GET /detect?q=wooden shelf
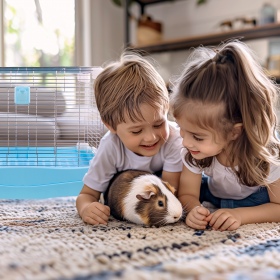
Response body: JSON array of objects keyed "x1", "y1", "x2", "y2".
[
  {"x1": 132, "y1": 22, "x2": 280, "y2": 53},
  {"x1": 124, "y1": 0, "x2": 178, "y2": 46},
  {"x1": 134, "y1": 0, "x2": 174, "y2": 5}
]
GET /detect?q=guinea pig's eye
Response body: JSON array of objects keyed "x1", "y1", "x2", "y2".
[{"x1": 158, "y1": 200, "x2": 164, "y2": 207}]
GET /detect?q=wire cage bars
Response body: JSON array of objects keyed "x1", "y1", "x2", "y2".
[{"x1": 0, "y1": 67, "x2": 105, "y2": 199}]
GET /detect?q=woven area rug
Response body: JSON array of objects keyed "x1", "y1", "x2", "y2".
[{"x1": 1, "y1": 197, "x2": 280, "y2": 280}]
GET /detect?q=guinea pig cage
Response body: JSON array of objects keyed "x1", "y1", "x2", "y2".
[{"x1": 0, "y1": 67, "x2": 105, "y2": 199}]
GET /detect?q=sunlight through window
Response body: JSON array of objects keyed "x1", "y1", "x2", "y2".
[{"x1": 4, "y1": 0, "x2": 75, "y2": 66}]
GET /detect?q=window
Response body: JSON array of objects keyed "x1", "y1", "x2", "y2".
[{"x1": 3, "y1": 0, "x2": 75, "y2": 67}]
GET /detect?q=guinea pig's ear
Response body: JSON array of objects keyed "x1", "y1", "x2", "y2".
[
  {"x1": 136, "y1": 191, "x2": 156, "y2": 201},
  {"x1": 162, "y1": 181, "x2": 176, "y2": 194}
]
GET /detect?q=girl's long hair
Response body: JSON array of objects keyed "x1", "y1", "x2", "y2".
[{"x1": 170, "y1": 40, "x2": 280, "y2": 187}]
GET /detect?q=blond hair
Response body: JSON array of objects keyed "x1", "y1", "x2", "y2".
[
  {"x1": 94, "y1": 52, "x2": 169, "y2": 130},
  {"x1": 170, "y1": 40, "x2": 280, "y2": 187}
]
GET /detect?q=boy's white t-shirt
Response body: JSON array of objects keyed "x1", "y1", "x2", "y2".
[
  {"x1": 83, "y1": 121, "x2": 183, "y2": 192},
  {"x1": 181, "y1": 148, "x2": 280, "y2": 199}
]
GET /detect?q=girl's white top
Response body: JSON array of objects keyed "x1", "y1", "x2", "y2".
[
  {"x1": 181, "y1": 148, "x2": 280, "y2": 199},
  {"x1": 83, "y1": 121, "x2": 183, "y2": 192}
]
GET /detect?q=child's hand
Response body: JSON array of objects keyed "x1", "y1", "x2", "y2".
[
  {"x1": 186, "y1": 205, "x2": 210, "y2": 229},
  {"x1": 81, "y1": 202, "x2": 110, "y2": 225},
  {"x1": 205, "y1": 209, "x2": 241, "y2": 231}
]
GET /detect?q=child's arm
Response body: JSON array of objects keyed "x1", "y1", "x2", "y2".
[
  {"x1": 205, "y1": 178, "x2": 280, "y2": 231},
  {"x1": 76, "y1": 184, "x2": 110, "y2": 225},
  {"x1": 178, "y1": 165, "x2": 210, "y2": 229}
]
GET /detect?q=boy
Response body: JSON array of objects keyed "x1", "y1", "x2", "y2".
[{"x1": 76, "y1": 52, "x2": 183, "y2": 225}]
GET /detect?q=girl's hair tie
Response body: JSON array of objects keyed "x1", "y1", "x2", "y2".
[{"x1": 212, "y1": 52, "x2": 227, "y2": 64}]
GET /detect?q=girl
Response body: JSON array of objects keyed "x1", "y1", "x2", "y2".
[{"x1": 170, "y1": 40, "x2": 280, "y2": 231}]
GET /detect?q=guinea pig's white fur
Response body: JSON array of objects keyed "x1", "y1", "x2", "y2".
[{"x1": 122, "y1": 174, "x2": 183, "y2": 225}]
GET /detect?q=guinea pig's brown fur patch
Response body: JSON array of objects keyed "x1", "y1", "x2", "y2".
[
  {"x1": 107, "y1": 171, "x2": 134, "y2": 217},
  {"x1": 162, "y1": 181, "x2": 176, "y2": 194},
  {"x1": 143, "y1": 183, "x2": 157, "y2": 196},
  {"x1": 106, "y1": 170, "x2": 150, "y2": 221},
  {"x1": 135, "y1": 184, "x2": 168, "y2": 226}
]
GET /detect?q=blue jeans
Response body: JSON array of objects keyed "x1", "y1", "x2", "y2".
[{"x1": 199, "y1": 176, "x2": 270, "y2": 208}]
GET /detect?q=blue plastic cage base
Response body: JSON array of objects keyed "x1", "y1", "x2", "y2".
[{"x1": 0, "y1": 146, "x2": 95, "y2": 199}]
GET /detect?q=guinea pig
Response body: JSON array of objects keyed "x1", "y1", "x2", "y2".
[{"x1": 104, "y1": 170, "x2": 183, "y2": 227}]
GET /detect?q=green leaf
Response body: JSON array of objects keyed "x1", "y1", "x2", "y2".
[
  {"x1": 111, "y1": 0, "x2": 134, "y2": 7},
  {"x1": 197, "y1": 0, "x2": 207, "y2": 4}
]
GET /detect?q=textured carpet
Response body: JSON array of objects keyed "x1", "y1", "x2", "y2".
[{"x1": 1, "y1": 197, "x2": 280, "y2": 280}]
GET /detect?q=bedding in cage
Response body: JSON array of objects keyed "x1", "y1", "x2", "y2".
[{"x1": 0, "y1": 67, "x2": 106, "y2": 199}]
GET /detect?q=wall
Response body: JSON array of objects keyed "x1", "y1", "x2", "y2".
[
  {"x1": 0, "y1": 1, "x2": 3, "y2": 66},
  {"x1": 98, "y1": 0, "x2": 280, "y2": 81},
  {"x1": 127, "y1": 0, "x2": 280, "y2": 81},
  {"x1": 77, "y1": 0, "x2": 124, "y2": 66}
]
